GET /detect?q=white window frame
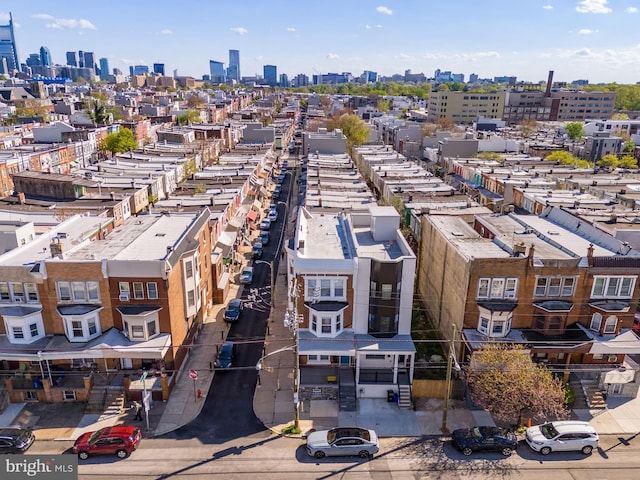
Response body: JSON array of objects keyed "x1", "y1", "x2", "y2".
[
  {"x1": 122, "y1": 312, "x2": 160, "y2": 342},
  {"x1": 133, "y1": 282, "x2": 145, "y2": 299},
  {"x1": 590, "y1": 312, "x2": 602, "y2": 332},
  {"x1": 591, "y1": 276, "x2": 636, "y2": 298},
  {"x1": 62, "y1": 313, "x2": 102, "y2": 343},
  {"x1": 304, "y1": 276, "x2": 347, "y2": 302},
  {"x1": 57, "y1": 281, "x2": 72, "y2": 301},
  {"x1": 147, "y1": 282, "x2": 158, "y2": 299},
  {"x1": 535, "y1": 276, "x2": 577, "y2": 297},
  {"x1": 3, "y1": 313, "x2": 45, "y2": 344},
  {"x1": 308, "y1": 309, "x2": 346, "y2": 337},
  {"x1": 477, "y1": 277, "x2": 518, "y2": 300},
  {"x1": 604, "y1": 315, "x2": 618, "y2": 334}
]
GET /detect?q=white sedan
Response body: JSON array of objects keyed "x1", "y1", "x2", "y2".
[{"x1": 306, "y1": 427, "x2": 379, "y2": 459}]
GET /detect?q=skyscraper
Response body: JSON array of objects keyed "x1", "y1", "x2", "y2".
[
  {"x1": 78, "y1": 50, "x2": 85, "y2": 68},
  {"x1": 228, "y1": 49, "x2": 240, "y2": 82},
  {"x1": 263, "y1": 65, "x2": 277, "y2": 86},
  {"x1": 66, "y1": 51, "x2": 78, "y2": 67},
  {"x1": 209, "y1": 60, "x2": 225, "y2": 83},
  {"x1": 83, "y1": 52, "x2": 96, "y2": 73},
  {"x1": 0, "y1": 12, "x2": 19, "y2": 74},
  {"x1": 153, "y1": 63, "x2": 165, "y2": 75},
  {"x1": 39, "y1": 46, "x2": 52, "y2": 66},
  {"x1": 99, "y1": 58, "x2": 110, "y2": 81}
]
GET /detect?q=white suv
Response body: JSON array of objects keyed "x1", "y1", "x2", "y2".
[{"x1": 525, "y1": 421, "x2": 599, "y2": 455}]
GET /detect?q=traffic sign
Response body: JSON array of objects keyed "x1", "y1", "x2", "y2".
[{"x1": 189, "y1": 369, "x2": 198, "y2": 380}]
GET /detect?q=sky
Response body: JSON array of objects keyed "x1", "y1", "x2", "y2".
[{"x1": 2, "y1": 0, "x2": 640, "y2": 84}]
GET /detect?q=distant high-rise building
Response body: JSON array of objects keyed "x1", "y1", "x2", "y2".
[
  {"x1": 133, "y1": 65, "x2": 149, "y2": 75},
  {"x1": 25, "y1": 53, "x2": 41, "y2": 67},
  {"x1": 228, "y1": 49, "x2": 240, "y2": 82},
  {"x1": 279, "y1": 73, "x2": 289, "y2": 87},
  {"x1": 209, "y1": 60, "x2": 225, "y2": 83},
  {"x1": 99, "y1": 57, "x2": 109, "y2": 81},
  {"x1": 83, "y1": 51, "x2": 96, "y2": 73},
  {"x1": 363, "y1": 70, "x2": 378, "y2": 83},
  {"x1": 293, "y1": 73, "x2": 309, "y2": 87},
  {"x1": 39, "y1": 46, "x2": 52, "y2": 66},
  {"x1": 263, "y1": 65, "x2": 277, "y2": 86},
  {"x1": 153, "y1": 63, "x2": 165, "y2": 75},
  {"x1": 0, "y1": 12, "x2": 19, "y2": 74},
  {"x1": 78, "y1": 50, "x2": 85, "y2": 68},
  {"x1": 129, "y1": 65, "x2": 134, "y2": 77},
  {"x1": 66, "y1": 51, "x2": 78, "y2": 67}
]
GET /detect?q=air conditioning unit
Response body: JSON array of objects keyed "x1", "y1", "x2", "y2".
[
  {"x1": 13, "y1": 296, "x2": 25, "y2": 303},
  {"x1": 119, "y1": 293, "x2": 130, "y2": 302},
  {"x1": 607, "y1": 355, "x2": 618, "y2": 363}
]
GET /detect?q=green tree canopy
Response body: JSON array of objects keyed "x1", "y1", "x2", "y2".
[
  {"x1": 98, "y1": 128, "x2": 138, "y2": 157},
  {"x1": 545, "y1": 150, "x2": 582, "y2": 166},
  {"x1": 597, "y1": 154, "x2": 620, "y2": 169},
  {"x1": 465, "y1": 344, "x2": 569, "y2": 427},
  {"x1": 327, "y1": 110, "x2": 370, "y2": 152},
  {"x1": 565, "y1": 122, "x2": 585, "y2": 141},
  {"x1": 619, "y1": 154, "x2": 639, "y2": 169},
  {"x1": 176, "y1": 109, "x2": 201, "y2": 126}
]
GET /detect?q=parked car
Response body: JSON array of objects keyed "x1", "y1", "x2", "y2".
[
  {"x1": 0, "y1": 428, "x2": 35, "y2": 454},
  {"x1": 260, "y1": 218, "x2": 271, "y2": 230},
  {"x1": 239, "y1": 266, "x2": 254, "y2": 284},
  {"x1": 267, "y1": 209, "x2": 278, "y2": 222},
  {"x1": 259, "y1": 230, "x2": 270, "y2": 245},
  {"x1": 306, "y1": 427, "x2": 379, "y2": 459},
  {"x1": 215, "y1": 342, "x2": 236, "y2": 369},
  {"x1": 272, "y1": 190, "x2": 281, "y2": 200},
  {"x1": 73, "y1": 425, "x2": 141, "y2": 460},
  {"x1": 223, "y1": 298, "x2": 243, "y2": 323},
  {"x1": 252, "y1": 242, "x2": 263, "y2": 259},
  {"x1": 525, "y1": 421, "x2": 599, "y2": 455},
  {"x1": 451, "y1": 426, "x2": 518, "y2": 456}
]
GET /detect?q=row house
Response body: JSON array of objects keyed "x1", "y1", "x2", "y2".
[
  {"x1": 418, "y1": 205, "x2": 640, "y2": 399},
  {"x1": 287, "y1": 206, "x2": 417, "y2": 410},
  {"x1": 0, "y1": 209, "x2": 213, "y2": 405}
]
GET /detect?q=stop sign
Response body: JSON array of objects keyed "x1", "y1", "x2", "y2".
[{"x1": 189, "y1": 369, "x2": 198, "y2": 380}]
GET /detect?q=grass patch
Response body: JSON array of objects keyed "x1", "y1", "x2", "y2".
[{"x1": 281, "y1": 424, "x2": 302, "y2": 435}]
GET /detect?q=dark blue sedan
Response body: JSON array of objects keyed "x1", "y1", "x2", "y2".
[{"x1": 451, "y1": 426, "x2": 518, "y2": 456}]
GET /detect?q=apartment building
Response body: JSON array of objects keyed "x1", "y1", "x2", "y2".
[
  {"x1": 418, "y1": 206, "x2": 640, "y2": 398},
  {"x1": 287, "y1": 205, "x2": 417, "y2": 408},
  {"x1": 427, "y1": 90, "x2": 506, "y2": 124}
]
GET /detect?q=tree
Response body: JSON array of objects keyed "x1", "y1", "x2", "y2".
[
  {"x1": 377, "y1": 98, "x2": 391, "y2": 113},
  {"x1": 465, "y1": 344, "x2": 569, "y2": 427},
  {"x1": 85, "y1": 99, "x2": 112, "y2": 126},
  {"x1": 519, "y1": 119, "x2": 538, "y2": 138},
  {"x1": 545, "y1": 150, "x2": 581, "y2": 166},
  {"x1": 327, "y1": 111, "x2": 369, "y2": 152},
  {"x1": 597, "y1": 154, "x2": 620, "y2": 169},
  {"x1": 565, "y1": 122, "x2": 585, "y2": 141},
  {"x1": 176, "y1": 109, "x2": 200, "y2": 126},
  {"x1": 618, "y1": 154, "x2": 638, "y2": 169},
  {"x1": 436, "y1": 117, "x2": 456, "y2": 131},
  {"x1": 98, "y1": 128, "x2": 138, "y2": 158}
]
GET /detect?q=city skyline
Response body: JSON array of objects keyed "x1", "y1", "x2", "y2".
[{"x1": 2, "y1": 1, "x2": 640, "y2": 84}]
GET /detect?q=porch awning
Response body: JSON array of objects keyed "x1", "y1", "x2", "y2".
[
  {"x1": 355, "y1": 334, "x2": 416, "y2": 353},
  {"x1": 247, "y1": 210, "x2": 258, "y2": 222},
  {"x1": 298, "y1": 330, "x2": 355, "y2": 355},
  {"x1": 603, "y1": 367, "x2": 636, "y2": 384},
  {"x1": 589, "y1": 330, "x2": 640, "y2": 355}
]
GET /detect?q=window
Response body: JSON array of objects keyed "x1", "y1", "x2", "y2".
[
  {"x1": 63, "y1": 391, "x2": 76, "y2": 401},
  {"x1": 334, "y1": 279, "x2": 344, "y2": 297},
  {"x1": 119, "y1": 282, "x2": 130, "y2": 295},
  {"x1": 478, "y1": 279, "x2": 490, "y2": 298},
  {"x1": 308, "y1": 310, "x2": 345, "y2": 336},
  {"x1": 477, "y1": 278, "x2": 518, "y2": 299},
  {"x1": 147, "y1": 319, "x2": 157, "y2": 337},
  {"x1": 592, "y1": 276, "x2": 636, "y2": 298},
  {"x1": 535, "y1": 277, "x2": 576, "y2": 297},
  {"x1": 185, "y1": 260, "x2": 194, "y2": 278},
  {"x1": 381, "y1": 284, "x2": 393, "y2": 300},
  {"x1": 311, "y1": 315, "x2": 317, "y2": 331},
  {"x1": 479, "y1": 317, "x2": 489, "y2": 334},
  {"x1": 11, "y1": 283, "x2": 24, "y2": 301},
  {"x1": 26, "y1": 283, "x2": 39, "y2": 302},
  {"x1": 304, "y1": 277, "x2": 347, "y2": 301},
  {"x1": 88, "y1": 318, "x2": 97, "y2": 336},
  {"x1": 131, "y1": 325, "x2": 145, "y2": 339},
  {"x1": 0, "y1": 283, "x2": 10, "y2": 301},
  {"x1": 590, "y1": 312, "x2": 602, "y2": 332},
  {"x1": 25, "y1": 391, "x2": 37, "y2": 401},
  {"x1": 133, "y1": 282, "x2": 144, "y2": 299},
  {"x1": 71, "y1": 320, "x2": 83, "y2": 338},
  {"x1": 12, "y1": 326, "x2": 24, "y2": 339},
  {"x1": 147, "y1": 282, "x2": 158, "y2": 299},
  {"x1": 321, "y1": 316, "x2": 332, "y2": 334},
  {"x1": 320, "y1": 279, "x2": 331, "y2": 297},
  {"x1": 87, "y1": 282, "x2": 100, "y2": 302},
  {"x1": 29, "y1": 323, "x2": 39, "y2": 337},
  {"x1": 57, "y1": 282, "x2": 71, "y2": 301},
  {"x1": 604, "y1": 315, "x2": 618, "y2": 334},
  {"x1": 187, "y1": 290, "x2": 195, "y2": 307},
  {"x1": 72, "y1": 282, "x2": 86, "y2": 301}
]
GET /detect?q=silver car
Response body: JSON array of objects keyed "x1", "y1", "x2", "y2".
[
  {"x1": 306, "y1": 427, "x2": 379, "y2": 459},
  {"x1": 525, "y1": 421, "x2": 599, "y2": 455}
]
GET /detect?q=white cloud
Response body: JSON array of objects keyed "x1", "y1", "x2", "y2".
[
  {"x1": 376, "y1": 6, "x2": 393, "y2": 15},
  {"x1": 578, "y1": 28, "x2": 597, "y2": 34},
  {"x1": 542, "y1": 5, "x2": 553, "y2": 9},
  {"x1": 326, "y1": 53, "x2": 340, "y2": 60},
  {"x1": 160, "y1": 29, "x2": 173, "y2": 35},
  {"x1": 37, "y1": 16, "x2": 97, "y2": 30},
  {"x1": 365, "y1": 24, "x2": 372, "y2": 29},
  {"x1": 287, "y1": 27, "x2": 296, "y2": 32},
  {"x1": 576, "y1": 0, "x2": 612, "y2": 14},
  {"x1": 32, "y1": 13, "x2": 54, "y2": 20},
  {"x1": 376, "y1": 24, "x2": 383, "y2": 28},
  {"x1": 230, "y1": 26, "x2": 248, "y2": 35},
  {"x1": 627, "y1": 7, "x2": 639, "y2": 13}
]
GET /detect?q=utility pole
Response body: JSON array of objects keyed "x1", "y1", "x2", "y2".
[
  {"x1": 288, "y1": 278, "x2": 300, "y2": 431},
  {"x1": 441, "y1": 323, "x2": 457, "y2": 434}
]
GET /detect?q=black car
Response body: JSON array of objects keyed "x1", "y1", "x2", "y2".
[
  {"x1": 0, "y1": 428, "x2": 35, "y2": 454},
  {"x1": 451, "y1": 426, "x2": 518, "y2": 456}
]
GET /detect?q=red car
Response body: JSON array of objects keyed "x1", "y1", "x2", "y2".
[{"x1": 73, "y1": 425, "x2": 141, "y2": 460}]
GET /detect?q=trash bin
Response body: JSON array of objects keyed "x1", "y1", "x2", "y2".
[
  {"x1": 387, "y1": 390, "x2": 395, "y2": 402},
  {"x1": 393, "y1": 393, "x2": 399, "y2": 403}
]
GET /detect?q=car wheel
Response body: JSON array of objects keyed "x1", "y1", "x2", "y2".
[
  {"x1": 358, "y1": 450, "x2": 371, "y2": 459},
  {"x1": 501, "y1": 447, "x2": 513, "y2": 456},
  {"x1": 116, "y1": 449, "x2": 129, "y2": 459},
  {"x1": 540, "y1": 446, "x2": 552, "y2": 455},
  {"x1": 78, "y1": 451, "x2": 89, "y2": 460},
  {"x1": 462, "y1": 447, "x2": 473, "y2": 456},
  {"x1": 582, "y1": 445, "x2": 593, "y2": 455},
  {"x1": 314, "y1": 451, "x2": 325, "y2": 459}
]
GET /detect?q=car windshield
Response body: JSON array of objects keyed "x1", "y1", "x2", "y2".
[
  {"x1": 470, "y1": 427, "x2": 483, "y2": 440},
  {"x1": 540, "y1": 423, "x2": 559, "y2": 439},
  {"x1": 87, "y1": 429, "x2": 106, "y2": 444}
]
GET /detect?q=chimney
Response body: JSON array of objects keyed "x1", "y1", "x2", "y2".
[
  {"x1": 50, "y1": 238, "x2": 64, "y2": 259},
  {"x1": 587, "y1": 243, "x2": 594, "y2": 262},
  {"x1": 527, "y1": 243, "x2": 535, "y2": 267},
  {"x1": 544, "y1": 70, "x2": 554, "y2": 97}
]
